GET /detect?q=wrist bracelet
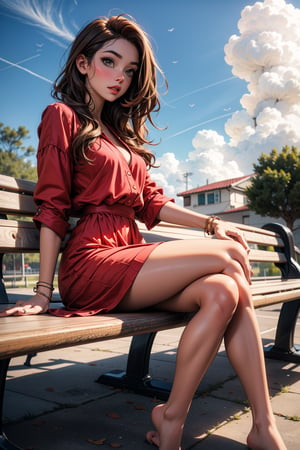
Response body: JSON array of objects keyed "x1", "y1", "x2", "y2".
[
  {"x1": 35, "y1": 281, "x2": 54, "y2": 292},
  {"x1": 33, "y1": 288, "x2": 52, "y2": 302},
  {"x1": 205, "y1": 215, "x2": 220, "y2": 235}
]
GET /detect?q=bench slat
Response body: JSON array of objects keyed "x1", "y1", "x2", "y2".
[
  {"x1": 0, "y1": 191, "x2": 36, "y2": 216},
  {"x1": 139, "y1": 222, "x2": 284, "y2": 248},
  {"x1": 0, "y1": 312, "x2": 190, "y2": 359},
  {"x1": 251, "y1": 279, "x2": 300, "y2": 294},
  {"x1": 0, "y1": 219, "x2": 39, "y2": 251},
  {"x1": 252, "y1": 288, "x2": 300, "y2": 307},
  {"x1": 0, "y1": 174, "x2": 36, "y2": 194},
  {"x1": 249, "y1": 249, "x2": 286, "y2": 263}
]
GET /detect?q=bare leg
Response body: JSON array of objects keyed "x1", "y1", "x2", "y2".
[
  {"x1": 117, "y1": 239, "x2": 286, "y2": 450},
  {"x1": 221, "y1": 266, "x2": 286, "y2": 449}
]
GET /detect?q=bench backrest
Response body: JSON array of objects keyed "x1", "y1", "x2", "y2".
[{"x1": 0, "y1": 173, "x2": 299, "y2": 284}]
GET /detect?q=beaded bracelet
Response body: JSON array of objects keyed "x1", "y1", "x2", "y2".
[
  {"x1": 35, "y1": 281, "x2": 54, "y2": 292},
  {"x1": 33, "y1": 289, "x2": 52, "y2": 302},
  {"x1": 33, "y1": 281, "x2": 54, "y2": 303},
  {"x1": 205, "y1": 215, "x2": 220, "y2": 235}
]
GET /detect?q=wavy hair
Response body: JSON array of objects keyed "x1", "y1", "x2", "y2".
[{"x1": 52, "y1": 15, "x2": 166, "y2": 167}]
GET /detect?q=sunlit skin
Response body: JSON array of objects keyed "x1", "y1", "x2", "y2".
[{"x1": 0, "y1": 36, "x2": 287, "y2": 450}]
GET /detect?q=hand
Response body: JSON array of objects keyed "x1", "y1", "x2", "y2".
[
  {"x1": 213, "y1": 220, "x2": 250, "y2": 254},
  {"x1": 0, "y1": 294, "x2": 49, "y2": 317},
  {"x1": 213, "y1": 220, "x2": 253, "y2": 284}
]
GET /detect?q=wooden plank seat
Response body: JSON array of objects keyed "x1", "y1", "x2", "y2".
[{"x1": 0, "y1": 174, "x2": 299, "y2": 450}]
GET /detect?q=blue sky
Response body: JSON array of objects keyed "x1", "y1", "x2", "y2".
[
  {"x1": 1, "y1": 0, "x2": 300, "y2": 195},
  {"x1": 0, "y1": 0, "x2": 255, "y2": 156}
]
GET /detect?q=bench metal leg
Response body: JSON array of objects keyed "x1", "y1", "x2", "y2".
[
  {"x1": 97, "y1": 332, "x2": 172, "y2": 400},
  {"x1": 0, "y1": 359, "x2": 23, "y2": 450},
  {"x1": 265, "y1": 299, "x2": 300, "y2": 363},
  {"x1": 24, "y1": 353, "x2": 37, "y2": 367}
]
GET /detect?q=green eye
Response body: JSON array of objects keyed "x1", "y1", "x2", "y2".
[
  {"x1": 102, "y1": 58, "x2": 114, "y2": 67},
  {"x1": 125, "y1": 68, "x2": 136, "y2": 77}
]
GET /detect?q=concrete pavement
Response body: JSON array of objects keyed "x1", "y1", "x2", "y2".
[{"x1": 2, "y1": 288, "x2": 300, "y2": 449}]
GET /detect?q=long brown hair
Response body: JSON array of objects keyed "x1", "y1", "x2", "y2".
[{"x1": 52, "y1": 15, "x2": 166, "y2": 167}]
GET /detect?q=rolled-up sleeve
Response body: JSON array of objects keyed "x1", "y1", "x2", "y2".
[
  {"x1": 135, "y1": 171, "x2": 174, "y2": 229},
  {"x1": 33, "y1": 104, "x2": 79, "y2": 239}
]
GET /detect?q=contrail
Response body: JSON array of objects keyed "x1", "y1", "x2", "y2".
[
  {"x1": 0, "y1": 56, "x2": 52, "y2": 83},
  {"x1": 168, "y1": 76, "x2": 236, "y2": 104},
  {"x1": 164, "y1": 112, "x2": 233, "y2": 140},
  {"x1": 0, "y1": 54, "x2": 40, "y2": 71}
]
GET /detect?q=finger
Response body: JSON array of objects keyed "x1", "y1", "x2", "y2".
[
  {"x1": 225, "y1": 229, "x2": 250, "y2": 253},
  {"x1": 0, "y1": 306, "x2": 25, "y2": 316}
]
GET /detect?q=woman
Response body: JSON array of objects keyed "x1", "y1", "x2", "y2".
[{"x1": 0, "y1": 15, "x2": 286, "y2": 450}]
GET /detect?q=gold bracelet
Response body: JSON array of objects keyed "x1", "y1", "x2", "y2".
[{"x1": 205, "y1": 216, "x2": 220, "y2": 235}]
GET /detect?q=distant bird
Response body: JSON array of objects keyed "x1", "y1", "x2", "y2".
[{"x1": 168, "y1": 27, "x2": 175, "y2": 32}]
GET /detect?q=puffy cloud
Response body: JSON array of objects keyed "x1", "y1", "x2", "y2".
[
  {"x1": 155, "y1": 0, "x2": 300, "y2": 199},
  {"x1": 188, "y1": 130, "x2": 243, "y2": 183},
  {"x1": 150, "y1": 152, "x2": 182, "y2": 198}
]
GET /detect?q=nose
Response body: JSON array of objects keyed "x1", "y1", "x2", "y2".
[{"x1": 115, "y1": 70, "x2": 125, "y2": 83}]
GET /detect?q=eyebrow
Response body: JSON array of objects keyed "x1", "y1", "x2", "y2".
[{"x1": 103, "y1": 50, "x2": 139, "y2": 67}]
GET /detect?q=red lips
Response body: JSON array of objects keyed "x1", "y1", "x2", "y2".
[{"x1": 108, "y1": 85, "x2": 121, "y2": 94}]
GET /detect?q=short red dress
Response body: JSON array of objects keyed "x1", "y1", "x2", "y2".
[{"x1": 33, "y1": 103, "x2": 173, "y2": 317}]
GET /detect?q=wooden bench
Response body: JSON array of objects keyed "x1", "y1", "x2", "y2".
[{"x1": 0, "y1": 173, "x2": 299, "y2": 450}]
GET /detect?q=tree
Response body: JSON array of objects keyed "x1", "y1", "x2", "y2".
[
  {"x1": 0, "y1": 123, "x2": 37, "y2": 180},
  {"x1": 245, "y1": 146, "x2": 300, "y2": 230}
]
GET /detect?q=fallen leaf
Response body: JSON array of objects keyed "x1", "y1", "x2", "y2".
[
  {"x1": 87, "y1": 437, "x2": 106, "y2": 445},
  {"x1": 109, "y1": 443, "x2": 122, "y2": 448},
  {"x1": 32, "y1": 419, "x2": 46, "y2": 426},
  {"x1": 134, "y1": 404, "x2": 145, "y2": 410},
  {"x1": 106, "y1": 412, "x2": 121, "y2": 419}
]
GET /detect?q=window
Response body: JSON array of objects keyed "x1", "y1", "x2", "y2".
[
  {"x1": 207, "y1": 192, "x2": 215, "y2": 204},
  {"x1": 198, "y1": 193, "x2": 205, "y2": 205},
  {"x1": 184, "y1": 196, "x2": 191, "y2": 207},
  {"x1": 197, "y1": 190, "x2": 220, "y2": 206},
  {"x1": 207, "y1": 191, "x2": 220, "y2": 205}
]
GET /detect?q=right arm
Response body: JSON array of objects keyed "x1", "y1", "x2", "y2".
[
  {"x1": 34, "y1": 225, "x2": 62, "y2": 308},
  {"x1": 0, "y1": 104, "x2": 76, "y2": 317},
  {"x1": 0, "y1": 225, "x2": 61, "y2": 316}
]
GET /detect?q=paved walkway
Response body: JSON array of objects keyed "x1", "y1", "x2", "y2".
[{"x1": 2, "y1": 288, "x2": 300, "y2": 449}]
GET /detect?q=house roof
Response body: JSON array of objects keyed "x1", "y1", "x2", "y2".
[
  {"x1": 220, "y1": 205, "x2": 250, "y2": 214},
  {"x1": 177, "y1": 174, "x2": 253, "y2": 196}
]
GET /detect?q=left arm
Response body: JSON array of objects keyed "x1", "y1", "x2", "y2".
[{"x1": 157, "y1": 201, "x2": 250, "y2": 252}]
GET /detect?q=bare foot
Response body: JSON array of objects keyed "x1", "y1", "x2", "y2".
[
  {"x1": 247, "y1": 423, "x2": 287, "y2": 450},
  {"x1": 145, "y1": 403, "x2": 184, "y2": 450}
]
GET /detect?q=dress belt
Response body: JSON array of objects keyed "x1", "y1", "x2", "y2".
[{"x1": 82, "y1": 204, "x2": 135, "y2": 220}]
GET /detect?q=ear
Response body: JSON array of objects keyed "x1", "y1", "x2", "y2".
[{"x1": 76, "y1": 54, "x2": 89, "y2": 74}]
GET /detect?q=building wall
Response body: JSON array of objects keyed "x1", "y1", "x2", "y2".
[
  {"x1": 186, "y1": 187, "x2": 246, "y2": 215},
  {"x1": 182, "y1": 187, "x2": 300, "y2": 248}
]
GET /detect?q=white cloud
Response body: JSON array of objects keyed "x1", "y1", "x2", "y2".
[
  {"x1": 0, "y1": 0, "x2": 76, "y2": 43},
  {"x1": 155, "y1": 0, "x2": 300, "y2": 199}
]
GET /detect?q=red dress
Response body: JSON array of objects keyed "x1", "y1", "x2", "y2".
[{"x1": 33, "y1": 103, "x2": 173, "y2": 317}]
